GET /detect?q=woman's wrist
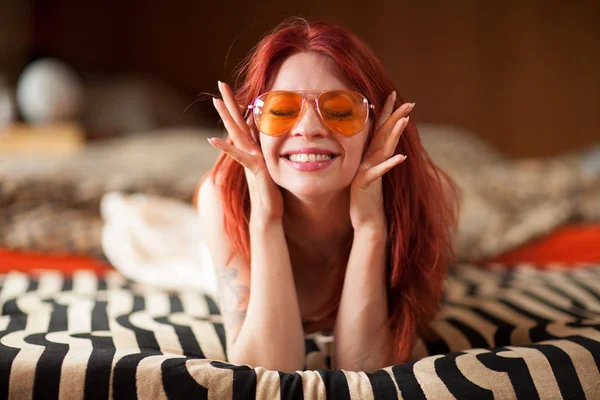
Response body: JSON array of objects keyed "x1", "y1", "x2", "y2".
[
  {"x1": 353, "y1": 222, "x2": 388, "y2": 242},
  {"x1": 352, "y1": 215, "x2": 388, "y2": 235},
  {"x1": 249, "y1": 214, "x2": 283, "y2": 232}
]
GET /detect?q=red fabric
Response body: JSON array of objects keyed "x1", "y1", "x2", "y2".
[
  {"x1": 2, "y1": 223, "x2": 599, "y2": 275},
  {"x1": 483, "y1": 223, "x2": 600, "y2": 265},
  {"x1": 0, "y1": 248, "x2": 113, "y2": 275}
]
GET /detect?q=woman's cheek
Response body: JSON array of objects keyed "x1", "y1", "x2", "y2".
[
  {"x1": 258, "y1": 137, "x2": 279, "y2": 172},
  {"x1": 263, "y1": 153, "x2": 279, "y2": 177},
  {"x1": 268, "y1": 153, "x2": 288, "y2": 186},
  {"x1": 349, "y1": 158, "x2": 363, "y2": 181}
]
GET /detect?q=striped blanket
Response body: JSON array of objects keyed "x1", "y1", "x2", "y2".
[{"x1": 1, "y1": 263, "x2": 599, "y2": 399}]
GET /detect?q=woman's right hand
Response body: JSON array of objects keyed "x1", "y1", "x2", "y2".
[{"x1": 208, "y1": 81, "x2": 284, "y2": 222}]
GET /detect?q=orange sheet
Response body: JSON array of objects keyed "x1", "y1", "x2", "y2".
[
  {"x1": 484, "y1": 223, "x2": 600, "y2": 265},
  {"x1": 1, "y1": 223, "x2": 599, "y2": 275},
  {"x1": 0, "y1": 249, "x2": 113, "y2": 275}
]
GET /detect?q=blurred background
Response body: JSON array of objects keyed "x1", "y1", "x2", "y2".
[
  {"x1": 0, "y1": 0, "x2": 599, "y2": 272},
  {"x1": 0, "y1": 0, "x2": 598, "y2": 156}
]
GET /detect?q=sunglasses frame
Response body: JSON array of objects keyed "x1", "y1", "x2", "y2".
[{"x1": 247, "y1": 89, "x2": 375, "y2": 137}]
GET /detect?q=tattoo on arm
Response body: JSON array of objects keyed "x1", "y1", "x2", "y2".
[{"x1": 217, "y1": 267, "x2": 249, "y2": 342}]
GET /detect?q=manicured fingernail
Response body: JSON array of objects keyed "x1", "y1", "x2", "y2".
[
  {"x1": 217, "y1": 80, "x2": 222, "y2": 90},
  {"x1": 401, "y1": 155, "x2": 407, "y2": 161},
  {"x1": 409, "y1": 102, "x2": 416, "y2": 110},
  {"x1": 406, "y1": 116, "x2": 410, "y2": 123},
  {"x1": 391, "y1": 91, "x2": 396, "y2": 101},
  {"x1": 212, "y1": 97, "x2": 219, "y2": 108}
]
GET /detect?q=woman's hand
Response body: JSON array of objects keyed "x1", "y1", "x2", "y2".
[
  {"x1": 208, "y1": 81, "x2": 284, "y2": 222},
  {"x1": 349, "y1": 92, "x2": 413, "y2": 231}
]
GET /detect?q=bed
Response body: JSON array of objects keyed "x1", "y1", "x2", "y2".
[
  {"x1": 1, "y1": 125, "x2": 599, "y2": 399},
  {"x1": 1, "y1": 262, "x2": 599, "y2": 399}
]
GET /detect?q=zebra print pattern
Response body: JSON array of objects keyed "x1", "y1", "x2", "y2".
[{"x1": 1, "y1": 263, "x2": 599, "y2": 399}]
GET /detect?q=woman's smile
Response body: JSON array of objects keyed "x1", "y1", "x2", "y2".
[
  {"x1": 281, "y1": 146, "x2": 340, "y2": 171},
  {"x1": 282, "y1": 154, "x2": 338, "y2": 171}
]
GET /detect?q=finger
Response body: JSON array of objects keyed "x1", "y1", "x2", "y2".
[
  {"x1": 382, "y1": 116, "x2": 409, "y2": 158},
  {"x1": 377, "y1": 102, "x2": 414, "y2": 137},
  {"x1": 373, "y1": 102, "x2": 415, "y2": 148},
  {"x1": 218, "y1": 81, "x2": 250, "y2": 135},
  {"x1": 377, "y1": 91, "x2": 397, "y2": 129},
  {"x1": 366, "y1": 93, "x2": 395, "y2": 157},
  {"x1": 365, "y1": 116, "x2": 408, "y2": 166},
  {"x1": 361, "y1": 154, "x2": 407, "y2": 186},
  {"x1": 213, "y1": 98, "x2": 257, "y2": 152},
  {"x1": 208, "y1": 137, "x2": 254, "y2": 169}
]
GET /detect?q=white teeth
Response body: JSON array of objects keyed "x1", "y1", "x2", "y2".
[{"x1": 288, "y1": 153, "x2": 333, "y2": 162}]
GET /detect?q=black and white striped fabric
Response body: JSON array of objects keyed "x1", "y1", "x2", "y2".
[{"x1": 1, "y1": 263, "x2": 599, "y2": 399}]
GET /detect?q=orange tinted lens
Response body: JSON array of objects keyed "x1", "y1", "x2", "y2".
[
  {"x1": 319, "y1": 91, "x2": 368, "y2": 136},
  {"x1": 254, "y1": 92, "x2": 302, "y2": 136}
]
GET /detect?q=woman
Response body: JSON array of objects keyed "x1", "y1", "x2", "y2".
[{"x1": 196, "y1": 17, "x2": 459, "y2": 373}]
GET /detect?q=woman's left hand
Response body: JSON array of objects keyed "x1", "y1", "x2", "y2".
[{"x1": 349, "y1": 93, "x2": 414, "y2": 231}]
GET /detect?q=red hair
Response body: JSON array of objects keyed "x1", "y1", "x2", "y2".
[{"x1": 200, "y1": 17, "x2": 460, "y2": 364}]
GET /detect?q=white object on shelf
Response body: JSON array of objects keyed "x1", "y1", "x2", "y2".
[{"x1": 17, "y1": 58, "x2": 84, "y2": 123}]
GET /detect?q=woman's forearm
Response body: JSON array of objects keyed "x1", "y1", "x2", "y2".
[
  {"x1": 333, "y1": 227, "x2": 394, "y2": 372},
  {"x1": 230, "y1": 218, "x2": 305, "y2": 372}
]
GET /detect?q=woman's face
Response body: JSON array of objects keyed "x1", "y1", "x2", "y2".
[{"x1": 257, "y1": 52, "x2": 372, "y2": 197}]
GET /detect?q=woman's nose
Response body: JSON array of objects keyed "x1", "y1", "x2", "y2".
[{"x1": 291, "y1": 100, "x2": 328, "y2": 139}]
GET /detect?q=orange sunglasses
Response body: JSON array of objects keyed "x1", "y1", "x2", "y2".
[{"x1": 247, "y1": 90, "x2": 375, "y2": 137}]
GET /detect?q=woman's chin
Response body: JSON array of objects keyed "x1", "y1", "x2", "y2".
[
  {"x1": 271, "y1": 168, "x2": 354, "y2": 197},
  {"x1": 279, "y1": 180, "x2": 343, "y2": 197}
]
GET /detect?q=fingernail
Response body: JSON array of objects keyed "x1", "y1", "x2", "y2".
[
  {"x1": 217, "y1": 80, "x2": 222, "y2": 90},
  {"x1": 409, "y1": 102, "x2": 416, "y2": 110},
  {"x1": 207, "y1": 137, "x2": 214, "y2": 144},
  {"x1": 391, "y1": 91, "x2": 396, "y2": 101},
  {"x1": 406, "y1": 116, "x2": 410, "y2": 123},
  {"x1": 212, "y1": 97, "x2": 219, "y2": 108}
]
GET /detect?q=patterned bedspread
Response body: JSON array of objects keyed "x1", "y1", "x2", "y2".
[{"x1": 1, "y1": 262, "x2": 599, "y2": 399}]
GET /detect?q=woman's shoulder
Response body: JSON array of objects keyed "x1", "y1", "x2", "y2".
[
  {"x1": 195, "y1": 170, "x2": 243, "y2": 270},
  {"x1": 195, "y1": 172, "x2": 227, "y2": 236},
  {"x1": 194, "y1": 172, "x2": 225, "y2": 212}
]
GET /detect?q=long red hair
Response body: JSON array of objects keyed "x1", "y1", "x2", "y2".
[{"x1": 199, "y1": 17, "x2": 460, "y2": 364}]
